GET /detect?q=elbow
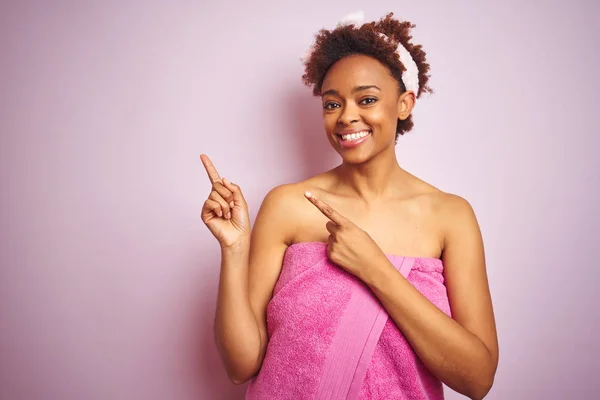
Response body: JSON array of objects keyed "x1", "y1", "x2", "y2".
[
  {"x1": 466, "y1": 368, "x2": 495, "y2": 400},
  {"x1": 226, "y1": 368, "x2": 254, "y2": 385},
  {"x1": 225, "y1": 362, "x2": 260, "y2": 385},
  {"x1": 229, "y1": 375, "x2": 249, "y2": 386},
  {"x1": 466, "y1": 342, "x2": 498, "y2": 399},
  {"x1": 469, "y1": 378, "x2": 494, "y2": 400},
  {"x1": 213, "y1": 329, "x2": 261, "y2": 385},
  {"x1": 214, "y1": 347, "x2": 259, "y2": 385}
]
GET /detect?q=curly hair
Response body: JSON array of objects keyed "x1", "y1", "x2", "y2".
[{"x1": 302, "y1": 13, "x2": 432, "y2": 138}]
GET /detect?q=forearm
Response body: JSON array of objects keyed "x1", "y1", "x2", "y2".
[
  {"x1": 214, "y1": 240, "x2": 262, "y2": 383},
  {"x1": 364, "y1": 260, "x2": 495, "y2": 399}
]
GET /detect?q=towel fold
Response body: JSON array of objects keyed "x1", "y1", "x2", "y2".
[{"x1": 246, "y1": 241, "x2": 451, "y2": 400}]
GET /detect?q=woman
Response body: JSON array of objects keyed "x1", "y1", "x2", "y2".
[{"x1": 201, "y1": 11, "x2": 498, "y2": 400}]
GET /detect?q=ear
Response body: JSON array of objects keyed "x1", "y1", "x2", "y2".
[{"x1": 397, "y1": 90, "x2": 416, "y2": 121}]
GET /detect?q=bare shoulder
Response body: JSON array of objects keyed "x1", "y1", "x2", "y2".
[
  {"x1": 403, "y1": 171, "x2": 475, "y2": 219},
  {"x1": 260, "y1": 182, "x2": 305, "y2": 214},
  {"x1": 426, "y1": 191, "x2": 484, "y2": 262},
  {"x1": 429, "y1": 189, "x2": 479, "y2": 231},
  {"x1": 258, "y1": 172, "x2": 332, "y2": 244},
  {"x1": 260, "y1": 177, "x2": 322, "y2": 215},
  {"x1": 435, "y1": 191, "x2": 477, "y2": 220},
  {"x1": 402, "y1": 173, "x2": 480, "y2": 253},
  {"x1": 399, "y1": 176, "x2": 473, "y2": 215}
]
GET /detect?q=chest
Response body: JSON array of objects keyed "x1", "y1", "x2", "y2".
[{"x1": 294, "y1": 197, "x2": 444, "y2": 258}]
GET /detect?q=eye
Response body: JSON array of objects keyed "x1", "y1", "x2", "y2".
[
  {"x1": 323, "y1": 101, "x2": 340, "y2": 110},
  {"x1": 359, "y1": 97, "x2": 378, "y2": 105}
]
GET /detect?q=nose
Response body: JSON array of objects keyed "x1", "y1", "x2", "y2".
[{"x1": 337, "y1": 103, "x2": 360, "y2": 126}]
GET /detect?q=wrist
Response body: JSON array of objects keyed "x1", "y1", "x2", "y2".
[
  {"x1": 221, "y1": 237, "x2": 250, "y2": 255},
  {"x1": 362, "y1": 254, "x2": 396, "y2": 288}
]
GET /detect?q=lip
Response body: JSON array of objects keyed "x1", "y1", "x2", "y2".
[{"x1": 336, "y1": 130, "x2": 372, "y2": 148}]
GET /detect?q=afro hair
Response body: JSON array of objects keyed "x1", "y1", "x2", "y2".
[{"x1": 302, "y1": 13, "x2": 432, "y2": 137}]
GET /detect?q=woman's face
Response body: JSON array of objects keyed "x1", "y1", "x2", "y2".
[{"x1": 320, "y1": 54, "x2": 413, "y2": 164}]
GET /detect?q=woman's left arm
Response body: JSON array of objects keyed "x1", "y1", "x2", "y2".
[
  {"x1": 365, "y1": 195, "x2": 498, "y2": 400},
  {"x1": 304, "y1": 192, "x2": 499, "y2": 399}
]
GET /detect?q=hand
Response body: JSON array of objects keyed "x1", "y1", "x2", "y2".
[
  {"x1": 200, "y1": 154, "x2": 251, "y2": 248},
  {"x1": 304, "y1": 191, "x2": 388, "y2": 281}
]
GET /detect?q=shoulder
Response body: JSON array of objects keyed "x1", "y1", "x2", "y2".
[
  {"x1": 257, "y1": 183, "x2": 305, "y2": 230},
  {"x1": 261, "y1": 182, "x2": 303, "y2": 208},
  {"x1": 436, "y1": 192, "x2": 477, "y2": 220},
  {"x1": 257, "y1": 174, "x2": 331, "y2": 242},
  {"x1": 261, "y1": 179, "x2": 316, "y2": 212},
  {"x1": 426, "y1": 189, "x2": 478, "y2": 226},
  {"x1": 399, "y1": 178, "x2": 473, "y2": 218},
  {"x1": 405, "y1": 177, "x2": 480, "y2": 249},
  {"x1": 430, "y1": 191, "x2": 481, "y2": 252},
  {"x1": 261, "y1": 171, "x2": 334, "y2": 208}
]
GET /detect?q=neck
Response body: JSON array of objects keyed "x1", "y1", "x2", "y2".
[{"x1": 334, "y1": 146, "x2": 406, "y2": 201}]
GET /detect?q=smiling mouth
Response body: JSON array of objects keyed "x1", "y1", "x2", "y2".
[{"x1": 336, "y1": 130, "x2": 372, "y2": 141}]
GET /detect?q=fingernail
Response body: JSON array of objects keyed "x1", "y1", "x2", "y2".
[
  {"x1": 223, "y1": 178, "x2": 230, "y2": 185},
  {"x1": 230, "y1": 202, "x2": 235, "y2": 208},
  {"x1": 218, "y1": 210, "x2": 223, "y2": 217},
  {"x1": 226, "y1": 212, "x2": 231, "y2": 219},
  {"x1": 305, "y1": 191, "x2": 312, "y2": 198}
]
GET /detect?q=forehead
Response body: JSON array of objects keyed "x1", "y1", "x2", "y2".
[{"x1": 321, "y1": 54, "x2": 396, "y2": 93}]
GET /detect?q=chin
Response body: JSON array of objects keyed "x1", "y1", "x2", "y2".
[{"x1": 339, "y1": 151, "x2": 372, "y2": 165}]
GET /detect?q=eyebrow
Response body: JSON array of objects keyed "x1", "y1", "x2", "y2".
[{"x1": 321, "y1": 85, "x2": 381, "y2": 97}]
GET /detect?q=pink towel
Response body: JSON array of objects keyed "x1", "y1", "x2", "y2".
[{"x1": 246, "y1": 241, "x2": 451, "y2": 400}]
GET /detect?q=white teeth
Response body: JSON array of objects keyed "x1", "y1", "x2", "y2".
[{"x1": 341, "y1": 130, "x2": 370, "y2": 141}]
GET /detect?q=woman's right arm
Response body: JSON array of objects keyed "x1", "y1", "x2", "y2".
[{"x1": 210, "y1": 178, "x2": 294, "y2": 383}]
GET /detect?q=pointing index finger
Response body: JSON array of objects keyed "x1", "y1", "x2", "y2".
[
  {"x1": 200, "y1": 154, "x2": 221, "y2": 183},
  {"x1": 304, "y1": 191, "x2": 347, "y2": 226}
]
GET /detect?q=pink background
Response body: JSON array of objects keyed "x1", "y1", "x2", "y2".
[{"x1": 1, "y1": 1, "x2": 598, "y2": 399}]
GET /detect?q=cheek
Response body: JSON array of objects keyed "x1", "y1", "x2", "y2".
[
  {"x1": 364, "y1": 105, "x2": 398, "y2": 135},
  {"x1": 323, "y1": 113, "x2": 338, "y2": 131},
  {"x1": 372, "y1": 104, "x2": 396, "y2": 124}
]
